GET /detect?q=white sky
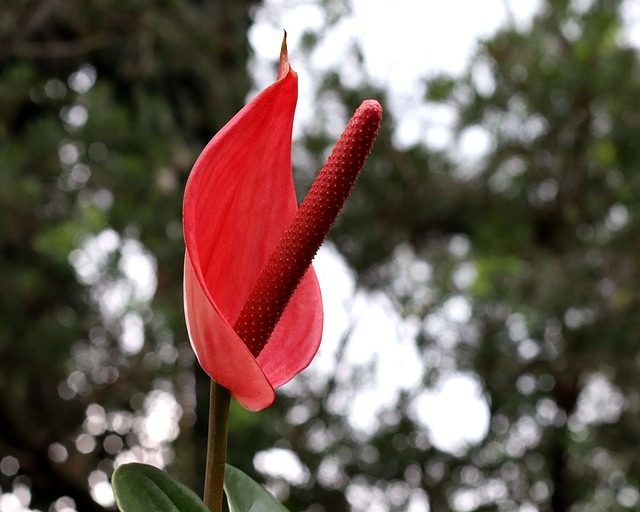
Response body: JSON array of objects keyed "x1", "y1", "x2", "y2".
[{"x1": 250, "y1": 0, "x2": 542, "y2": 149}]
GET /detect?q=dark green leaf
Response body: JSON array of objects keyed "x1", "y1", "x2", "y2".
[{"x1": 112, "y1": 463, "x2": 208, "y2": 512}]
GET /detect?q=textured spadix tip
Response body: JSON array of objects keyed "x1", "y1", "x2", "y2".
[
  {"x1": 358, "y1": 99, "x2": 382, "y2": 122},
  {"x1": 341, "y1": 99, "x2": 382, "y2": 167}
]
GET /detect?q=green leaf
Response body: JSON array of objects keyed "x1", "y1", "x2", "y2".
[
  {"x1": 224, "y1": 464, "x2": 290, "y2": 512},
  {"x1": 112, "y1": 462, "x2": 208, "y2": 512}
]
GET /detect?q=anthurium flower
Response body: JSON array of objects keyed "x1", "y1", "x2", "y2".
[{"x1": 183, "y1": 36, "x2": 382, "y2": 411}]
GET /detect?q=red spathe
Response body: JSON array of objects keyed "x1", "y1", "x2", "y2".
[{"x1": 183, "y1": 56, "x2": 323, "y2": 411}]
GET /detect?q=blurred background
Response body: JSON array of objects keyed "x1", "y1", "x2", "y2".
[{"x1": 3, "y1": 0, "x2": 640, "y2": 510}]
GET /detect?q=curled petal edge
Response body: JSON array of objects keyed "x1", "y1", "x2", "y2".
[{"x1": 184, "y1": 253, "x2": 275, "y2": 411}]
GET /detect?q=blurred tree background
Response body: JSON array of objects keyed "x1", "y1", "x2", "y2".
[{"x1": 2, "y1": 0, "x2": 640, "y2": 511}]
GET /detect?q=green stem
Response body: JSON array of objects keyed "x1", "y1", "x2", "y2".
[{"x1": 203, "y1": 380, "x2": 231, "y2": 512}]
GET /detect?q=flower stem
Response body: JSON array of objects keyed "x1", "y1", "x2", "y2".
[{"x1": 203, "y1": 381, "x2": 231, "y2": 511}]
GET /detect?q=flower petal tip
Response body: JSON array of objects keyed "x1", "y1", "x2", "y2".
[{"x1": 278, "y1": 31, "x2": 290, "y2": 80}]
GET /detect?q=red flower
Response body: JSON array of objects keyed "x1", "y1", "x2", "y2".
[{"x1": 183, "y1": 36, "x2": 381, "y2": 411}]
